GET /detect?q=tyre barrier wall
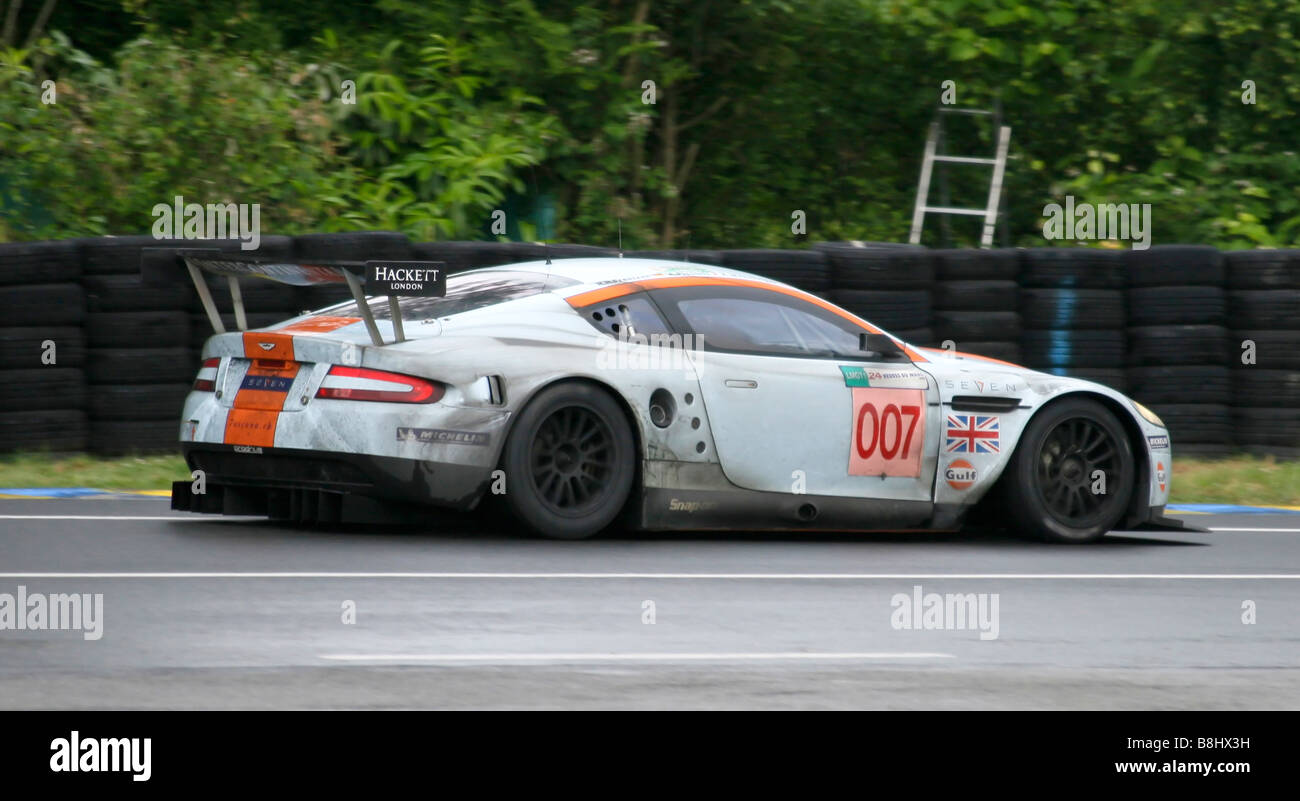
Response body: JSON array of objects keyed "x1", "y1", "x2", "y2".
[{"x1": 0, "y1": 235, "x2": 1296, "y2": 457}]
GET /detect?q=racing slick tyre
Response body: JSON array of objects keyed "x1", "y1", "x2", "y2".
[
  {"x1": 820, "y1": 244, "x2": 934, "y2": 290},
  {"x1": 830, "y1": 289, "x2": 931, "y2": 330},
  {"x1": 719, "y1": 250, "x2": 831, "y2": 293},
  {"x1": 87, "y1": 311, "x2": 190, "y2": 348},
  {"x1": 0, "y1": 369, "x2": 87, "y2": 412},
  {"x1": 0, "y1": 409, "x2": 87, "y2": 452},
  {"x1": 932, "y1": 249, "x2": 1022, "y2": 281},
  {"x1": 1021, "y1": 249, "x2": 1124, "y2": 289},
  {"x1": 892, "y1": 327, "x2": 935, "y2": 347},
  {"x1": 997, "y1": 397, "x2": 1135, "y2": 544},
  {"x1": 0, "y1": 240, "x2": 79, "y2": 284},
  {"x1": 89, "y1": 384, "x2": 191, "y2": 420},
  {"x1": 932, "y1": 310, "x2": 1020, "y2": 340},
  {"x1": 1225, "y1": 250, "x2": 1299, "y2": 289},
  {"x1": 88, "y1": 419, "x2": 181, "y2": 455},
  {"x1": 1125, "y1": 245, "x2": 1225, "y2": 287},
  {"x1": 293, "y1": 231, "x2": 412, "y2": 262},
  {"x1": 1126, "y1": 286, "x2": 1225, "y2": 326},
  {"x1": 533, "y1": 243, "x2": 619, "y2": 260},
  {"x1": 0, "y1": 283, "x2": 84, "y2": 325},
  {"x1": 1231, "y1": 330, "x2": 1300, "y2": 369},
  {"x1": 500, "y1": 382, "x2": 636, "y2": 540},
  {"x1": 84, "y1": 275, "x2": 192, "y2": 313},
  {"x1": 931, "y1": 280, "x2": 1019, "y2": 312},
  {"x1": 950, "y1": 340, "x2": 1022, "y2": 364},
  {"x1": 1235, "y1": 369, "x2": 1300, "y2": 408},
  {"x1": 1126, "y1": 365, "x2": 1230, "y2": 405},
  {"x1": 411, "y1": 241, "x2": 482, "y2": 273},
  {"x1": 86, "y1": 348, "x2": 195, "y2": 384},
  {"x1": 1126, "y1": 325, "x2": 1228, "y2": 366},
  {"x1": 1233, "y1": 407, "x2": 1300, "y2": 449},
  {"x1": 1146, "y1": 403, "x2": 1230, "y2": 444},
  {"x1": 625, "y1": 250, "x2": 725, "y2": 265},
  {"x1": 1228, "y1": 290, "x2": 1300, "y2": 329},
  {"x1": 1021, "y1": 330, "x2": 1125, "y2": 368},
  {"x1": 0, "y1": 327, "x2": 85, "y2": 368},
  {"x1": 1021, "y1": 288, "x2": 1125, "y2": 329},
  {"x1": 76, "y1": 235, "x2": 160, "y2": 276}
]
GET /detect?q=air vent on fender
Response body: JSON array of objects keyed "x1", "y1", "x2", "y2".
[{"x1": 948, "y1": 395, "x2": 1021, "y2": 413}]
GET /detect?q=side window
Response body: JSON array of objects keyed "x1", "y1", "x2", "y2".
[
  {"x1": 579, "y1": 294, "x2": 674, "y2": 340},
  {"x1": 655, "y1": 287, "x2": 867, "y2": 359}
]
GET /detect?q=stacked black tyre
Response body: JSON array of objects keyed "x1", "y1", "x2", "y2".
[
  {"x1": 1018, "y1": 249, "x2": 1127, "y2": 391},
  {"x1": 625, "y1": 249, "x2": 724, "y2": 266},
  {"x1": 295, "y1": 231, "x2": 413, "y2": 310},
  {"x1": 931, "y1": 249, "x2": 1023, "y2": 362},
  {"x1": 0, "y1": 240, "x2": 88, "y2": 452},
  {"x1": 86, "y1": 237, "x2": 299, "y2": 455},
  {"x1": 1226, "y1": 250, "x2": 1300, "y2": 457},
  {"x1": 1122, "y1": 246, "x2": 1230, "y2": 455},
  {"x1": 719, "y1": 249, "x2": 831, "y2": 295},
  {"x1": 84, "y1": 242, "x2": 193, "y2": 455},
  {"x1": 816, "y1": 242, "x2": 935, "y2": 345}
]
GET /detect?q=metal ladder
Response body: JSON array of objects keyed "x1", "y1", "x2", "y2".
[{"x1": 908, "y1": 105, "x2": 1011, "y2": 248}]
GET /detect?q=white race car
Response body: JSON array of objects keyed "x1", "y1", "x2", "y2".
[{"x1": 163, "y1": 255, "x2": 1185, "y2": 542}]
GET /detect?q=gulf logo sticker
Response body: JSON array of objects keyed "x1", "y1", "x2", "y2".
[
  {"x1": 945, "y1": 459, "x2": 977, "y2": 490},
  {"x1": 848, "y1": 387, "x2": 925, "y2": 478}
]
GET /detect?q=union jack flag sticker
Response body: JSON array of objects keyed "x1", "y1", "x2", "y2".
[{"x1": 945, "y1": 414, "x2": 1000, "y2": 454}]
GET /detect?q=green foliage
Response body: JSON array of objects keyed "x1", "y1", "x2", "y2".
[
  {"x1": 0, "y1": 32, "x2": 350, "y2": 239},
  {"x1": 4, "y1": 0, "x2": 1300, "y2": 248},
  {"x1": 323, "y1": 33, "x2": 560, "y2": 239}
]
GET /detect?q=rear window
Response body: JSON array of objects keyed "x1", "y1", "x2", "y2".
[{"x1": 324, "y1": 270, "x2": 578, "y2": 320}]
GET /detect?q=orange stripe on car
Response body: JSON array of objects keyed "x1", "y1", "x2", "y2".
[
  {"x1": 223, "y1": 408, "x2": 280, "y2": 448},
  {"x1": 275, "y1": 316, "x2": 362, "y2": 335},
  {"x1": 224, "y1": 346, "x2": 302, "y2": 447},
  {"x1": 242, "y1": 331, "x2": 295, "y2": 361},
  {"x1": 566, "y1": 276, "x2": 929, "y2": 362}
]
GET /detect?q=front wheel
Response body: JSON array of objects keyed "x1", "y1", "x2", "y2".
[
  {"x1": 999, "y1": 398, "x2": 1135, "y2": 543},
  {"x1": 500, "y1": 382, "x2": 636, "y2": 540}
]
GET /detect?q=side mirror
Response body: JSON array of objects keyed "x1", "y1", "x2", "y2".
[{"x1": 859, "y1": 332, "x2": 908, "y2": 361}]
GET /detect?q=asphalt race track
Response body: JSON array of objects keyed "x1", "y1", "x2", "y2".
[{"x1": 1, "y1": 497, "x2": 1298, "y2": 710}]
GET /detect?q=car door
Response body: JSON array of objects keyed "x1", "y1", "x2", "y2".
[{"x1": 649, "y1": 284, "x2": 940, "y2": 502}]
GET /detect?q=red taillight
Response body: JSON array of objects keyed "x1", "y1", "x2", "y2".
[
  {"x1": 193, "y1": 358, "x2": 219, "y2": 392},
  {"x1": 315, "y1": 365, "x2": 443, "y2": 404}
]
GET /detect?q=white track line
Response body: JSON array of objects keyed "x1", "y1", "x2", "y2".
[
  {"x1": 1209, "y1": 527, "x2": 1300, "y2": 533},
  {"x1": 319, "y1": 651, "x2": 955, "y2": 664},
  {"x1": 0, "y1": 515, "x2": 199, "y2": 521},
  {"x1": 0, "y1": 572, "x2": 1297, "y2": 580}
]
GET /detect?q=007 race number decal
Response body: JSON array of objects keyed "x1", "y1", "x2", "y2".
[{"x1": 848, "y1": 387, "x2": 926, "y2": 478}]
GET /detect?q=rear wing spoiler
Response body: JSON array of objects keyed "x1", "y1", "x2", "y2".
[{"x1": 142, "y1": 248, "x2": 445, "y2": 347}]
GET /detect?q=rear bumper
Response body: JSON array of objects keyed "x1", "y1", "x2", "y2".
[{"x1": 174, "y1": 443, "x2": 493, "y2": 522}]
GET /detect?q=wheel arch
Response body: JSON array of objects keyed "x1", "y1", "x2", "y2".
[
  {"x1": 983, "y1": 389, "x2": 1151, "y2": 526},
  {"x1": 495, "y1": 375, "x2": 647, "y2": 507}
]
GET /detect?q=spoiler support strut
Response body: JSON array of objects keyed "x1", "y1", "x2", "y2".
[
  {"x1": 343, "y1": 268, "x2": 386, "y2": 347},
  {"x1": 157, "y1": 250, "x2": 443, "y2": 349},
  {"x1": 187, "y1": 258, "x2": 226, "y2": 334}
]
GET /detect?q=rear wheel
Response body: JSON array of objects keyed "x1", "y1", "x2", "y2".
[
  {"x1": 501, "y1": 382, "x2": 635, "y2": 540},
  {"x1": 1000, "y1": 398, "x2": 1135, "y2": 543}
]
